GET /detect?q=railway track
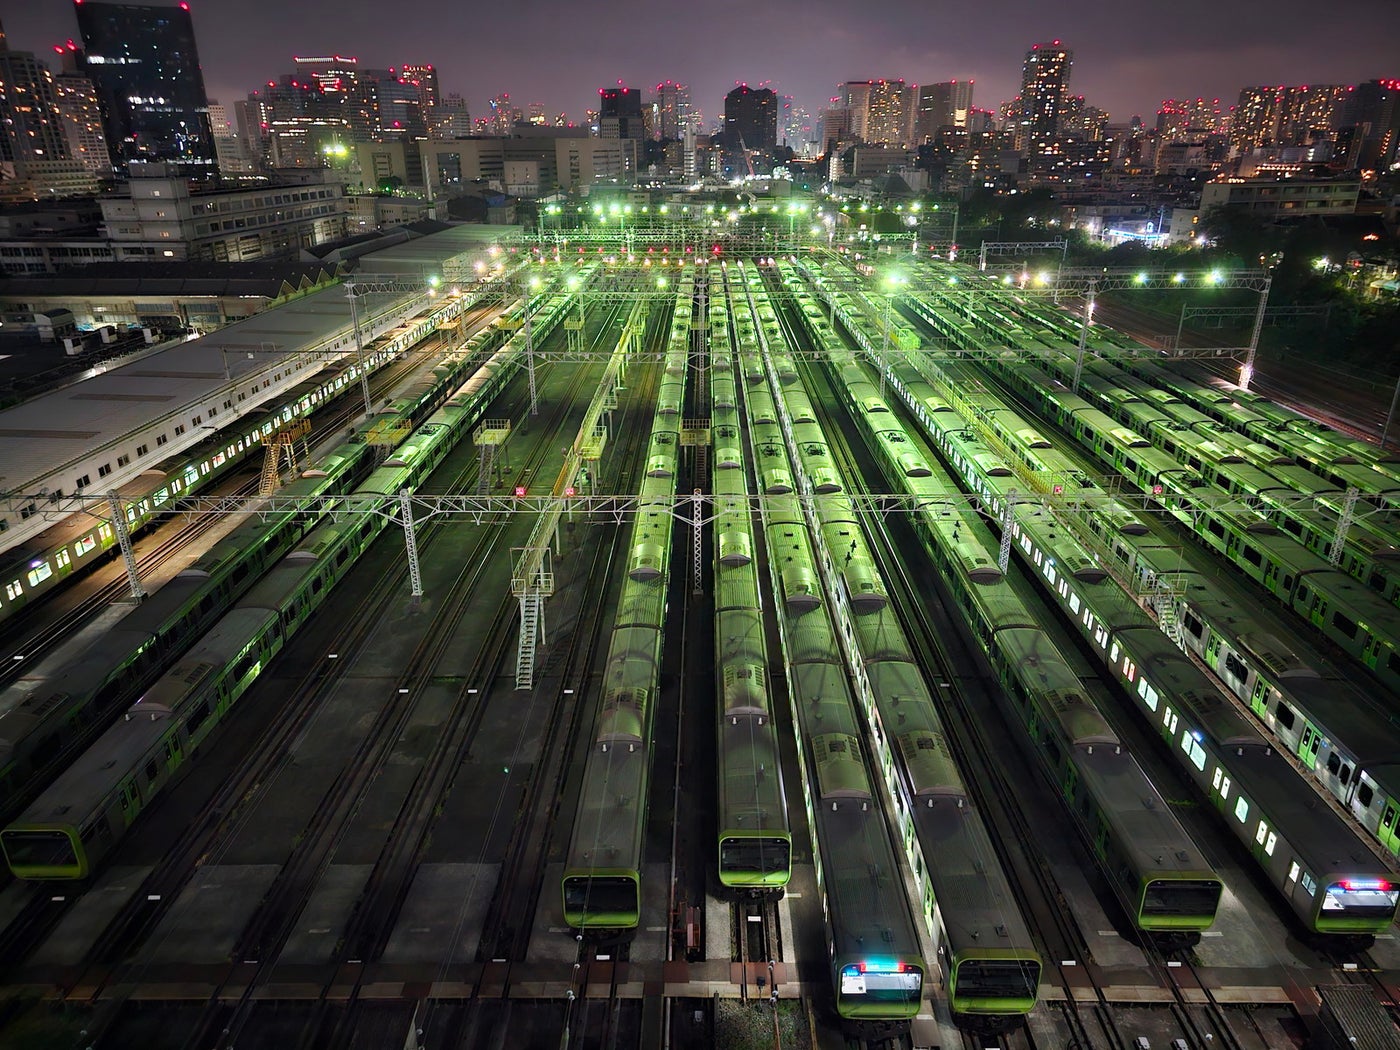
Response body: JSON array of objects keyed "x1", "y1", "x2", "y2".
[
  {"x1": 5, "y1": 355, "x2": 578, "y2": 1045},
  {"x1": 197, "y1": 362, "x2": 602, "y2": 1050}
]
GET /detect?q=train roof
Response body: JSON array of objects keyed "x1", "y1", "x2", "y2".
[
  {"x1": 911, "y1": 804, "x2": 1037, "y2": 957},
  {"x1": 1077, "y1": 748, "x2": 1216, "y2": 878},
  {"x1": 1226, "y1": 746, "x2": 1397, "y2": 883},
  {"x1": 11, "y1": 702, "x2": 172, "y2": 825}
]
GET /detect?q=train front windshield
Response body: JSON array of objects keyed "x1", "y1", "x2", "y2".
[
  {"x1": 720, "y1": 836, "x2": 791, "y2": 875},
  {"x1": 1322, "y1": 880, "x2": 1399, "y2": 920},
  {"x1": 956, "y1": 960, "x2": 1042, "y2": 1002},
  {"x1": 837, "y1": 962, "x2": 922, "y2": 1013},
  {"x1": 563, "y1": 875, "x2": 637, "y2": 921},
  {"x1": 1, "y1": 829, "x2": 80, "y2": 877},
  {"x1": 1142, "y1": 878, "x2": 1222, "y2": 919}
]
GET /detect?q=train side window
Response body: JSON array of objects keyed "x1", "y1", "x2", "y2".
[
  {"x1": 1327, "y1": 753, "x2": 1341, "y2": 775},
  {"x1": 1274, "y1": 702, "x2": 1295, "y2": 729},
  {"x1": 1358, "y1": 783, "x2": 1373, "y2": 808},
  {"x1": 1207, "y1": 519, "x2": 1225, "y2": 539},
  {"x1": 1340, "y1": 765, "x2": 1351, "y2": 785},
  {"x1": 144, "y1": 759, "x2": 159, "y2": 784},
  {"x1": 1242, "y1": 545, "x2": 1263, "y2": 567},
  {"x1": 1388, "y1": 650, "x2": 1400, "y2": 676},
  {"x1": 1234, "y1": 796, "x2": 1249, "y2": 823},
  {"x1": 1224, "y1": 652, "x2": 1247, "y2": 680},
  {"x1": 188, "y1": 700, "x2": 211, "y2": 736},
  {"x1": 1332, "y1": 611, "x2": 1359, "y2": 640}
]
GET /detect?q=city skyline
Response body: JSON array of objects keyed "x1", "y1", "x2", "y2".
[{"x1": 8, "y1": 0, "x2": 1400, "y2": 134}]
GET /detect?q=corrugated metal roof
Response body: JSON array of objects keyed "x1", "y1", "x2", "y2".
[
  {"x1": 1317, "y1": 984, "x2": 1400, "y2": 1050},
  {"x1": 0, "y1": 224, "x2": 512, "y2": 497}
]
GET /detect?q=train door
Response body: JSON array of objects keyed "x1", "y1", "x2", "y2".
[
  {"x1": 1298, "y1": 726, "x2": 1323, "y2": 770},
  {"x1": 1381, "y1": 805, "x2": 1400, "y2": 855}
]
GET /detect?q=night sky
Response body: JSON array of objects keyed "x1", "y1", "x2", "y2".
[{"x1": 9, "y1": 0, "x2": 1400, "y2": 132}]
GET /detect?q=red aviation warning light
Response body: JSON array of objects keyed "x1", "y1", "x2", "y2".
[
  {"x1": 564, "y1": 485, "x2": 577, "y2": 498},
  {"x1": 514, "y1": 485, "x2": 527, "y2": 498}
]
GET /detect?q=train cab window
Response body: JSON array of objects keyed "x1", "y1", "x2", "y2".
[
  {"x1": 1275, "y1": 703, "x2": 1295, "y2": 730},
  {"x1": 1358, "y1": 783, "x2": 1373, "y2": 808}
]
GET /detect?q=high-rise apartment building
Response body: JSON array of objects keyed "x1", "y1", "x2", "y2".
[
  {"x1": 75, "y1": 1, "x2": 216, "y2": 177},
  {"x1": 0, "y1": 27, "x2": 71, "y2": 164},
  {"x1": 865, "y1": 78, "x2": 911, "y2": 145},
  {"x1": 913, "y1": 80, "x2": 974, "y2": 143},
  {"x1": 1156, "y1": 97, "x2": 1228, "y2": 140},
  {"x1": 724, "y1": 83, "x2": 777, "y2": 153},
  {"x1": 1016, "y1": 40, "x2": 1073, "y2": 154},
  {"x1": 1231, "y1": 84, "x2": 1350, "y2": 154}
]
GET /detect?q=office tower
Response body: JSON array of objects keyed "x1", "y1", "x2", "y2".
[
  {"x1": 913, "y1": 80, "x2": 974, "y2": 143},
  {"x1": 724, "y1": 83, "x2": 777, "y2": 152},
  {"x1": 838, "y1": 81, "x2": 873, "y2": 140},
  {"x1": 1016, "y1": 39, "x2": 1073, "y2": 154},
  {"x1": 293, "y1": 54, "x2": 358, "y2": 95},
  {"x1": 398, "y1": 63, "x2": 439, "y2": 111},
  {"x1": 599, "y1": 84, "x2": 645, "y2": 140},
  {"x1": 434, "y1": 93, "x2": 471, "y2": 137},
  {"x1": 819, "y1": 105, "x2": 853, "y2": 152},
  {"x1": 75, "y1": 1, "x2": 216, "y2": 177},
  {"x1": 655, "y1": 80, "x2": 691, "y2": 139},
  {"x1": 1338, "y1": 79, "x2": 1400, "y2": 170}
]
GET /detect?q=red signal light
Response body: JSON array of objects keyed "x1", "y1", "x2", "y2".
[{"x1": 514, "y1": 485, "x2": 527, "y2": 498}]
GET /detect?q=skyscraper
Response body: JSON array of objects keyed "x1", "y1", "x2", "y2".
[
  {"x1": 1017, "y1": 40, "x2": 1073, "y2": 153},
  {"x1": 599, "y1": 84, "x2": 645, "y2": 140},
  {"x1": 1339, "y1": 79, "x2": 1400, "y2": 170},
  {"x1": 838, "y1": 81, "x2": 873, "y2": 140},
  {"x1": 655, "y1": 80, "x2": 691, "y2": 140},
  {"x1": 398, "y1": 63, "x2": 439, "y2": 112},
  {"x1": 913, "y1": 80, "x2": 974, "y2": 144},
  {"x1": 75, "y1": 1, "x2": 216, "y2": 177},
  {"x1": 724, "y1": 83, "x2": 777, "y2": 153}
]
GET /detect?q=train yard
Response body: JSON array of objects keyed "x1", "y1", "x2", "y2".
[{"x1": 1, "y1": 233, "x2": 1399, "y2": 1050}]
